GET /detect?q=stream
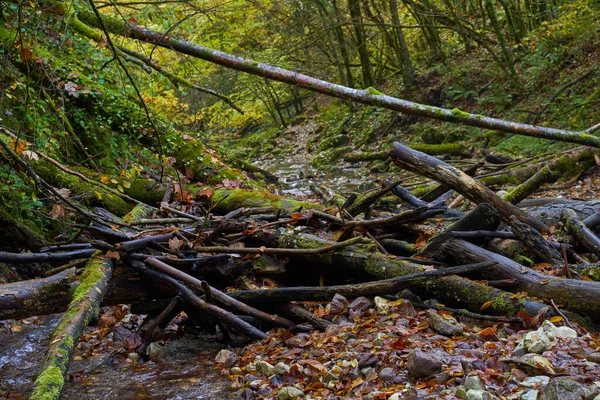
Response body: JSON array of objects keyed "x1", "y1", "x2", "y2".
[{"x1": 0, "y1": 314, "x2": 236, "y2": 399}]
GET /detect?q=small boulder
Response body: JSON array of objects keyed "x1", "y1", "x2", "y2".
[
  {"x1": 465, "y1": 375, "x2": 487, "y2": 391},
  {"x1": 379, "y1": 367, "x2": 395, "y2": 382},
  {"x1": 329, "y1": 294, "x2": 350, "y2": 316},
  {"x1": 540, "y1": 378, "x2": 586, "y2": 400},
  {"x1": 406, "y1": 349, "x2": 447, "y2": 378},
  {"x1": 255, "y1": 360, "x2": 275, "y2": 377},
  {"x1": 428, "y1": 310, "x2": 464, "y2": 337},
  {"x1": 374, "y1": 296, "x2": 390, "y2": 315},
  {"x1": 349, "y1": 297, "x2": 374, "y2": 318},
  {"x1": 278, "y1": 386, "x2": 305, "y2": 400},
  {"x1": 215, "y1": 349, "x2": 236, "y2": 368}
]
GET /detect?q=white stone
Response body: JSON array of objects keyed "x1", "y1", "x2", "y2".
[{"x1": 520, "y1": 376, "x2": 550, "y2": 388}]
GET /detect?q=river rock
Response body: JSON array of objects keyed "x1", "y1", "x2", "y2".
[
  {"x1": 540, "y1": 378, "x2": 586, "y2": 400},
  {"x1": 329, "y1": 293, "x2": 349, "y2": 315},
  {"x1": 215, "y1": 349, "x2": 236, "y2": 367},
  {"x1": 521, "y1": 390, "x2": 539, "y2": 400},
  {"x1": 255, "y1": 360, "x2": 275, "y2": 376},
  {"x1": 349, "y1": 296, "x2": 374, "y2": 318},
  {"x1": 374, "y1": 296, "x2": 390, "y2": 315},
  {"x1": 520, "y1": 354, "x2": 556, "y2": 375},
  {"x1": 379, "y1": 367, "x2": 395, "y2": 382},
  {"x1": 585, "y1": 352, "x2": 600, "y2": 363},
  {"x1": 274, "y1": 362, "x2": 290, "y2": 375},
  {"x1": 277, "y1": 386, "x2": 305, "y2": 400},
  {"x1": 148, "y1": 342, "x2": 168, "y2": 362},
  {"x1": 465, "y1": 375, "x2": 487, "y2": 391},
  {"x1": 520, "y1": 376, "x2": 550, "y2": 388},
  {"x1": 428, "y1": 310, "x2": 464, "y2": 337},
  {"x1": 523, "y1": 330, "x2": 553, "y2": 354},
  {"x1": 406, "y1": 349, "x2": 447, "y2": 378}
]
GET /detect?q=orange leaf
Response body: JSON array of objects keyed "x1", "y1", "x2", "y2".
[
  {"x1": 106, "y1": 250, "x2": 120, "y2": 260},
  {"x1": 480, "y1": 300, "x2": 494, "y2": 311}
]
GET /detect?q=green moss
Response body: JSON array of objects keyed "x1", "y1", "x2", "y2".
[
  {"x1": 30, "y1": 365, "x2": 64, "y2": 400},
  {"x1": 122, "y1": 203, "x2": 154, "y2": 223},
  {"x1": 124, "y1": 179, "x2": 167, "y2": 206},
  {"x1": 365, "y1": 87, "x2": 384, "y2": 96},
  {"x1": 451, "y1": 108, "x2": 471, "y2": 118},
  {"x1": 210, "y1": 188, "x2": 321, "y2": 214},
  {"x1": 31, "y1": 159, "x2": 131, "y2": 216},
  {"x1": 72, "y1": 253, "x2": 107, "y2": 304}
]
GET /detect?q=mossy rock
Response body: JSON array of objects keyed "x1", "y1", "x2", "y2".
[{"x1": 318, "y1": 134, "x2": 350, "y2": 152}]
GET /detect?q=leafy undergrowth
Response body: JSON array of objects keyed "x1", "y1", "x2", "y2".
[{"x1": 216, "y1": 296, "x2": 600, "y2": 400}]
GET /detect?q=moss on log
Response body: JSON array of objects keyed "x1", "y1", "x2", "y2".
[{"x1": 30, "y1": 252, "x2": 113, "y2": 400}]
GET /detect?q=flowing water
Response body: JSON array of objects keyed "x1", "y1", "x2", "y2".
[{"x1": 0, "y1": 315, "x2": 236, "y2": 399}]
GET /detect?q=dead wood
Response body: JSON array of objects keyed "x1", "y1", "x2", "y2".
[
  {"x1": 227, "y1": 261, "x2": 496, "y2": 302},
  {"x1": 272, "y1": 232, "x2": 553, "y2": 317},
  {"x1": 525, "y1": 200, "x2": 600, "y2": 226},
  {"x1": 389, "y1": 143, "x2": 547, "y2": 231},
  {"x1": 30, "y1": 253, "x2": 114, "y2": 400},
  {"x1": 502, "y1": 165, "x2": 554, "y2": 205},
  {"x1": 442, "y1": 238, "x2": 600, "y2": 321},
  {"x1": 508, "y1": 215, "x2": 563, "y2": 264},
  {"x1": 417, "y1": 203, "x2": 501, "y2": 260},
  {"x1": 562, "y1": 208, "x2": 600, "y2": 257},
  {"x1": 0, "y1": 249, "x2": 96, "y2": 264},
  {"x1": 279, "y1": 303, "x2": 333, "y2": 331},
  {"x1": 137, "y1": 296, "x2": 180, "y2": 357},
  {"x1": 145, "y1": 257, "x2": 295, "y2": 328},
  {"x1": 135, "y1": 263, "x2": 267, "y2": 340}
]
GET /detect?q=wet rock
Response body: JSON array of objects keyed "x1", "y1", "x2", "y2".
[
  {"x1": 540, "y1": 378, "x2": 586, "y2": 400},
  {"x1": 585, "y1": 352, "x2": 600, "y2": 363},
  {"x1": 379, "y1": 367, "x2": 395, "y2": 382},
  {"x1": 393, "y1": 299, "x2": 416, "y2": 317},
  {"x1": 148, "y1": 342, "x2": 168, "y2": 362},
  {"x1": 329, "y1": 294, "x2": 349, "y2": 316},
  {"x1": 284, "y1": 333, "x2": 311, "y2": 348},
  {"x1": 520, "y1": 376, "x2": 550, "y2": 388},
  {"x1": 249, "y1": 380, "x2": 262, "y2": 390},
  {"x1": 521, "y1": 390, "x2": 540, "y2": 400},
  {"x1": 274, "y1": 362, "x2": 290, "y2": 375},
  {"x1": 512, "y1": 342, "x2": 528, "y2": 357},
  {"x1": 520, "y1": 354, "x2": 556, "y2": 375},
  {"x1": 349, "y1": 297, "x2": 374, "y2": 318},
  {"x1": 358, "y1": 352, "x2": 379, "y2": 367},
  {"x1": 277, "y1": 386, "x2": 305, "y2": 400},
  {"x1": 238, "y1": 388, "x2": 256, "y2": 399},
  {"x1": 255, "y1": 360, "x2": 275, "y2": 376},
  {"x1": 215, "y1": 349, "x2": 236, "y2": 368},
  {"x1": 524, "y1": 330, "x2": 554, "y2": 354},
  {"x1": 388, "y1": 393, "x2": 402, "y2": 400},
  {"x1": 230, "y1": 367, "x2": 243, "y2": 375},
  {"x1": 456, "y1": 386, "x2": 468, "y2": 399},
  {"x1": 466, "y1": 390, "x2": 488, "y2": 400},
  {"x1": 406, "y1": 349, "x2": 446, "y2": 378},
  {"x1": 428, "y1": 310, "x2": 464, "y2": 337},
  {"x1": 318, "y1": 134, "x2": 349, "y2": 151},
  {"x1": 374, "y1": 296, "x2": 390, "y2": 315},
  {"x1": 465, "y1": 375, "x2": 487, "y2": 391}
]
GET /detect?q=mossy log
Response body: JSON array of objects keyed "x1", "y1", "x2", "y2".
[
  {"x1": 30, "y1": 252, "x2": 114, "y2": 400},
  {"x1": 503, "y1": 165, "x2": 554, "y2": 205},
  {"x1": 344, "y1": 143, "x2": 471, "y2": 163},
  {"x1": 390, "y1": 143, "x2": 547, "y2": 231},
  {"x1": 263, "y1": 232, "x2": 555, "y2": 317},
  {"x1": 442, "y1": 238, "x2": 600, "y2": 320},
  {"x1": 0, "y1": 268, "x2": 76, "y2": 321},
  {"x1": 31, "y1": 158, "x2": 132, "y2": 216}
]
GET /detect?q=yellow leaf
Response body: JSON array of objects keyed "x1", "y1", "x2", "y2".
[
  {"x1": 480, "y1": 300, "x2": 494, "y2": 311},
  {"x1": 100, "y1": 176, "x2": 111, "y2": 184},
  {"x1": 548, "y1": 315, "x2": 563, "y2": 323},
  {"x1": 95, "y1": 191, "x2": 102, "y2": 200}
]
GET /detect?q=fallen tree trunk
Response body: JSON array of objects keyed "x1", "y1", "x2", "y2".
[
  {"x1": 389, "y1": 143, "x2": 547, "y2": 231},
  {"x1": 562, "y1": 209, "x2": 600, "y2": 257},
  {"x1": 442, "y1": 238, "x2": 600, "y2": 320},
  {"x1": 269, "y1": 232, "x2": 557, "y2": 318},
  {"x1": 30, "y1": 252, "x2": 114, "y2": 400},
  {"x1": 73, "y1": 8, "x2": 600, "y2": 147}
]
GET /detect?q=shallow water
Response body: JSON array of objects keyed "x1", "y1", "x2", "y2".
[{"x1": 0, "y1": 315, "x2": 236, "y2": 400}]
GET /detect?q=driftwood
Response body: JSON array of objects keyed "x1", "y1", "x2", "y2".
[{"x1": 30, "y1": 253, "x2": 114, "y2": 400}]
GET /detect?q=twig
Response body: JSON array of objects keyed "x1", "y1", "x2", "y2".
[{"x1": 550, "y1": 299, "x2": 574, "y2": 330}]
